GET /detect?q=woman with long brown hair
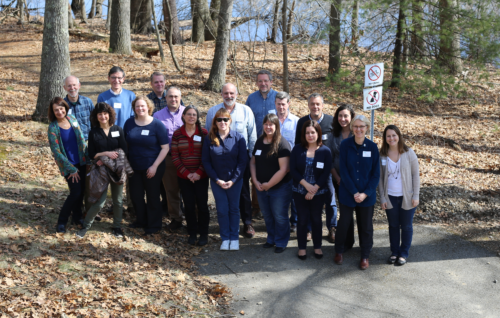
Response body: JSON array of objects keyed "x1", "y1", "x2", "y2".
[
  {"x1": 201, "y1": 108, "x2": 247, "y2": 251},
  {"x1": 378, "y1": 125, "x2": 420, "y2": 266}
]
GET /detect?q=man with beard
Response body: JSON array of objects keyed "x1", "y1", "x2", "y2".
[
  {"x1": 63, "y1": 75, "x2": 94, "y2": 140},
  {"x1": 205, "y1": 83, "x2": 257, "y2": 238}
]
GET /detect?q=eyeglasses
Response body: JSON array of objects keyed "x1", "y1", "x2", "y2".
[
  {"x1": 216, "y1": 118, "x2": 230, "y2": 122},
  {"x1": 353, "y1": 125, "x2": 367, "y2": 130},
  {"x1": 110, "y1": 76, "x2": 123, "y2": 80}
]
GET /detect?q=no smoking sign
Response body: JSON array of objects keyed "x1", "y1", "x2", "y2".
[
  {"x1": 364, "y1": 63, "x2": 384, "y2": 87},
  {"x1": 363, "y1": 87, "x2": 383, "y2": 111}
]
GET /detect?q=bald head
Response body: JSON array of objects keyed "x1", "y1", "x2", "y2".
[
  {"x1": 63, "y1": 75, "x2": 81, "y2": 100},
  {"x1": 221, "y1": 83, "x2": 238, "y2": 107}
]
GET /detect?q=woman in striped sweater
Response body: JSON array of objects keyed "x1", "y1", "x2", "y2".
[{"x1": 171, "y1": 105, "x2": 210, "y2": 246}]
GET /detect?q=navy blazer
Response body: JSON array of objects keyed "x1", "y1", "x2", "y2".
[
  {"x1": 339, "y1": 136, "x2": 380, "y2": 207},
  {"x1": 290, "y1": 144, "x2": 332, "y2": 190}
]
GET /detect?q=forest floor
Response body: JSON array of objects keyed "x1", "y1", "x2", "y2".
[{"x1": 0, "y1": 18, "x2": 499, "y2": 317}]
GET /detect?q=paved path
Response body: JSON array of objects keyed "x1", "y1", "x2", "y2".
[{"x1": 195, "y1": 225, "x2": 500, "y2": 317}]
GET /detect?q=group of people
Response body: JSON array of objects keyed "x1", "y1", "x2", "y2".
[{"x1": 48, "y1": 68, "x2": 420, "y2": 269}]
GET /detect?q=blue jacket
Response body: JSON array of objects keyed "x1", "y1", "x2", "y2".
[
  {"x1": 339, "y1": 137, "x2": 380, "y2": 207},
  {"x1": 290, "y1": 144, "x2": 332, "y2": 191}
]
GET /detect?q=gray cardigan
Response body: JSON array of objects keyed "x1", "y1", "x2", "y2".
[{"x1": 378, "y1": 148, "x2": 420, "y2": 210}]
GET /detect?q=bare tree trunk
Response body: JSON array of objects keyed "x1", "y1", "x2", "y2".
[
  {"x1": 17, "y1": 0, "x2": 24, "y2": 24},
  {"x1": 162, "y1": 0, "x2": 182, "y2": 44},
  {"x1": 68, "y1": 2, "x2": 75, "y2": 28},
  {"x1": 203, "y1": 0, "x2": 218, "y2": 41},
  {"x1": 268, "y1": 0, "x2": 280, "y2": 43},
  {"x1": 110, "y1": 0, "x2": 132, "y2": 54},
  {"x1": 34, "y1": 0, "x2": 70, "y2": 122},
  {"x1": 105, "y1": 0, "x2": 112, "y2": 29},
  {"x1": 165, "y1": 0, "x2": 182, "y2": 71},
  {"x1": 286, "y1": 0, "x2": 295, "y2": 40},
  {"x1": 151, "y1": 0, "x2": 165, "y2": 62},
  {"x1": 71, "y1": 0, "x2": 81, "y2": 18},
  {"x1": 131, "y1": 0, "x2": 152, "y2": 34},
  {"x1": 328, "y1": 0, "x2": 342, "y2": 76},
  {"x1": 191, "y1": 0, "x2": 205, "y2": 43},
  {"x1": 209, "y1": 0, "x2": 220, "y2": 30},
  {"x1": 205, "y1": 0, "x2": 233, "y2": 92},
  {"x1": 79, "y1": 0, "x2": 87, "y2": 23},
  {"x1": 438, "y1": 0, "x2": 462, "y2": 74},
  {"x1": 351, "y1": 0, "x2": 359, "y2": 49},
  {"x1": 390, "y1": 1, "x2": 406, "y2": 88},
  {"x1": 95, "y1": 0, "x2": 103, "y2": 18},
  {"x1": 282, "y1": 0, "x2": 289, "y2": 92},
  {"x1": 410, "y1": 0, "x2": 424, "y2": 57}
]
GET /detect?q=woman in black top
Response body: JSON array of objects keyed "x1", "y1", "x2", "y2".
[
  {"x1": 250, "y1": 114, "x2": 292, "y2": 253},
  {"x1": 76, "y1": 103, "x2": 128, "y2": 238}
]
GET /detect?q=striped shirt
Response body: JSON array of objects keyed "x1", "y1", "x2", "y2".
[{"x1": 171, "y1": 126, "x2": 208, "y2": 179}]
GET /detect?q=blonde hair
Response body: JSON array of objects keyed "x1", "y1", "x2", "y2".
[
  {"x1": 209, "y1": 108, "x2": 232, "y2": 146},
  {"x1": 132, "y1": 96, "x2": 154, "y2": 118}
]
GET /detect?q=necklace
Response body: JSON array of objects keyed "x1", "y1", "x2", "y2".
[{"x1": 387, "y1": 155, "x2": 400, "y2": 179}]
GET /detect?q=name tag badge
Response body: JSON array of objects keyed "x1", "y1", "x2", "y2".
[
  {"x1": 72, "y1": 122, "x2": 78, "y2": 127},
  {"x1": 236, "y1": 122, "x2": 244, "y2": 130},
  {"x1": 381, "y1": 159, "x2": 387, "y2": 166},
  {"x1": 141, "y1": 130, "x2": 149, "y2": 136},
  {"x1": 322, "y1": 134, "x2": 328, "y2": 140},
  {"x1": 363, "y1": 151, "x2": 371, "y2": 157},
  {"x1": 316, "y1": 162, "x2": 324, "y2": 169},
  {"x1": 255, "y1": 150, "x2": 262, "y2": 156},
  {"x1": 67, "y1": 109, "x2": 72, "y2": 115},
  {"x1": 193, "y1": 135, "x2": 202, "y2": 142},
  {"x1": 114, "y1": 103, "x2": 122, "y2": 109},
  {"x1": 268, "y1": 109, "x2": 276, "y2": 114},
  {"x1": 111, "y1": 131, "x2": 120, "y2": 138}
]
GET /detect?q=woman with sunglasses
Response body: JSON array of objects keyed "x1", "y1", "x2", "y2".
[
  {"x1": 171, "y1": 105, "x2": 210, "y2": 246},
  {"x1": 202, "y1": 108, "x2": 247, "y2": 251}
]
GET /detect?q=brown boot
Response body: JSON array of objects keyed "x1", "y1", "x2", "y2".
[{"x1": 327, "y1": 227, "x2": 336, "y2": 243}]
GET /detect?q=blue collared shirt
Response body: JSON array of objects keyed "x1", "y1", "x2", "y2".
[
  {"x1": 201, "y1": 131, "x2": 248, "y2": 183},
  {"x1": 279, "y1": 111, "x2": 299, "y2": 148},
  {"x1": 97, "y1": 88, "x2": 136, "y2": 128},
  {"x1": 64, "y1": 95, "x2": 94, "y2": 140},
  {"x1": 245, "y1": 89, "x2": 277, "y2": 137},
  {"x1": 205, "y1": 102, "x2": 257, "y2": 157}
]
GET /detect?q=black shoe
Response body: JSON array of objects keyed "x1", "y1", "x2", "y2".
[
  {"x1": 56, "y1": 224, "x2": 66, "y2": 233},
  {"x1": 106, "y1": 205, "x2": 113, "y2": 213},
  {"x1": 298, "y1": 254, "x2": 307, "y2": 260},
  {"x1": 188, "y1": 234, "x2": 197, "y2": 245},
  {"x1": 128, "y1": 222, "x2": 143, "y2": 229},
  {"x1": 314, "y1": 252, "x2": 324, "y2": 259},
  {"x1": 76, "y1": 228, "x2": 87, "y2": 238},
  {"x1": 275, "y1": 247, "x2": 286, "y2": 253},
  {"x1": 263, "y1": 242, "x2": 275, "y2": 248},
  {"x1": 387, "y1": 255, "x2": 397, "y2": 264},
  {"x1": 112, "y1": 228, "x2": 124, "y2": 238},
  {"x1": 198, "y1": 235, "x2": 208, "y2": 246},
  {"x1": 396, "y1": 257, "x2": 407, "y2": 266},
  {"x1": 94, "y1": 214, "x2": 102, "y2": 222},
  {"x1": 168, "y1": 219, "x2": 183, "y2": 230}
]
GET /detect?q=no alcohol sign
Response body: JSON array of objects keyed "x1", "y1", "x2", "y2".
[
  {"x1": 364, "y1": 63, "x2": 384, "y2": 87},
  {"x1": 363, "y1": 86, "x2": 383, "y2": 111}
]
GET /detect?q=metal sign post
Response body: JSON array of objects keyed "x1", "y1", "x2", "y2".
[{"x1": 363, "y1": 63, "x2": 384, "y2": 141}]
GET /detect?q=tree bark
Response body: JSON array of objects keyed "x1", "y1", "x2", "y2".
[
  {"x1": 205, "y1": 0, "x2": 233, "y2": 92},
  {"x1": 71, "y1": 0, "x2": 81, "y2": 18},
  {"x1": 130, "y1": 0, "x2": 152, "y2": 34},
  {"x1": 110, "y1": 0, "x2": 132, "y2": 54},
  {"x1": 190, "y1": 0, "x2": 205, "y2": 43},
  {"x1": 268, "y1": 0, "x2": 280, "y2": 43},
  {"x1": 351, "y1": 0, "x2": 359, "y2": 49},
  {"x1": 95, "y1": 0, "x2": 103, "y2": 18},
  {"x1": 17, "y1": 0, "x2": 24, "y2": 24},
  {"x1": 164, "y1": 0, "x2": 182, "y2": 71},
  {"x1": 410, "y1": 0, "x2": 424, "y2": 57},
  {"x1": 163, "y1": 0, "x2": 182, "y2": 44},
  {"x1": 282, "y1": 0, "x2": 289, "y2": 92},
  {"x1": 438, "y1": 0, "x2": 462, "y2": 74},
  {"x1": 328, "y1": 0, "x2": 342, "y2": 76},
  {"x1": 151, "y1": 0, "x2": 165, "y2": 62},
  {"x1": 209, "y1": 0, "x2": 220, "y2": 30},
  {"x1": 390, "y1": 1, "x2": 406, "y2": 88},
  {"x1": 286, "y1": 0, "x2": 295, "y2": 40},
  {"x1": 105, "y1": 0, "x2": 112, "y2": 29},
  {"x1": 88, "y1": 0, "x2": 96, "y2": 18},
  {"x1": 68, "y1": 1, "x2": 75, "y2": 28},
  {"x1": 34, "y1": 0, "x2": 70, "y2": 122}
]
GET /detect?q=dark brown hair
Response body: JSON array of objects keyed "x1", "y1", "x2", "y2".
[
  {"x1": 333, "y1": 103, "x2": 355, "y2": 137},
  {"x1": 380, "y1": 125, "x2": 409, "y2": 156},
  {"x1": 90, "y1": 102, "x2": 116, "y2": 127},
  {"x1": 300, "y1": 120, "x2": 323, "y2": 148},
  {"x1": 47, "y1": 97, "x2": 69, "y2": 122},
  {"x1": 260, "y1": 113, "x2": 282, "y2": 157},
  {"x1": 209, "y1": 108, "x2": 231, "y2": 147}
]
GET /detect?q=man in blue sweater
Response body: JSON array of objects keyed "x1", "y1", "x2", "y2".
[
  {"x1": 97, "y1": 66, "x2": 136, "y2": 128},
  {"x1": 63, "y1": 75, "x2": 94, "y2": 141}
]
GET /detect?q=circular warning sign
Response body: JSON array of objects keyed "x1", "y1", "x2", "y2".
[
  {"x1": 368, "y1": 65, "x2": 381, "y2": 81},
  {"x1": 366, "y1": 89, "x2": 380, "y2": 105}
]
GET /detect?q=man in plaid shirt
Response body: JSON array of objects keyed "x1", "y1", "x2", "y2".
[
  {"x1": 147, "y1": 72, "x2": 183, "y2": 114},
  {"x1": 63, "y1": 75, "x2": 94, "y2": 140}
]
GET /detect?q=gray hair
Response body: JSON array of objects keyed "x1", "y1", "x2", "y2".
[
  {"x1": 308, "y1": 93, "x2": 324, "y2": 104},
  {"x1": 221, "y1": 83, "x2": 239, "y2": 94},
  {"x1": 256, "y1": 70, "x2": 273, "y2": 81},
  {"x1": 350, "y1": 114, "x2": 371, "y2": 131},
  {"x1": 275, "y1": 91, "x2": 291, "y2": 103},
  {"x1": 166, "y1": 86, "x2": 181, "y2": 96},
  {"x1": 150, "y1": 71, "x2": 165, "y2": 82},
  {"x1": 63, "y1": 75, "x2": 80, "y2": 85}
]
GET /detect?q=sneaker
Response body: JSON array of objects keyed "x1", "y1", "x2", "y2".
[
  {"x1": 229, "y1": 240, "x2": 239, "y2": 251},
  {"x1": 243, "y1": 224, "x2": 255, "y2": 238},
  {"x1": 198, "y1": 235, "x2": 208, "y2": 246},
  {"x1": 112, "y1": 228, "x2": 124, "y2": 238},
  {"x1": 56, "y1": 224, "x2": 66, "y2": 233},
  {"x1": 188, "y1": 234, "x2": 197, "y2": 245},
  {"x1": 220, "y1": 240, "x2": 230, "y2": 250},
  {"x1": 76, "y1": 228, "x2": 88, "y2": 238}
]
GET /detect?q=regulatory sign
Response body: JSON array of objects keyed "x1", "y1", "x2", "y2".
[
  {"x1": 364, "y1": 63, "x2": 384, "y2": 87},
  {"x1": 363, "y1": 87, "x2": 383, "y2": 111}
]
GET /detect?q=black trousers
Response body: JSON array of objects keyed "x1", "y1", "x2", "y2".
[
  {"x1": 58, "y1": 163, "x2": 86, "y2": 226},
  {"x1": 178, "y1": 177, "x2": 210, "y2": 236},
  {"x1": 294, "y1": 192, "x2": 325, "y2": 250},
  {"x1": 239, "y1": 159, "x2": 253, "y2": 225},
  {"x1": 333, "y1": 182, "x2": 355, "y2": 247},
  {"x1": 335, "y1": 203, "x2": 374, "y2": 259},
  {"x1": 129, "y1": 162, "x2": 166, "y2": 234}
]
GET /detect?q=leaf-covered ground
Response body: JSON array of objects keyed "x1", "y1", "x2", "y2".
[{"x1": 1, "y1": 18, "x2": 500, "y2": 316}]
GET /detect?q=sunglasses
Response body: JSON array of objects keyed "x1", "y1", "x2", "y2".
[{"x1": 216, "y1": 118, "x2": 230, "y2": 122}]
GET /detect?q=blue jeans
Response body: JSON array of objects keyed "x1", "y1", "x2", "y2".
[
  {"x1": 325, "y1": 175, "x2": 338, "y2": 229},
  {"x1": 256, "y1": 180, "x2": 292, "y2": 248},
  {"x1": 386, "y1": 195, "x2": 416, "y2": 258},
  {"x1": 211, "y1": 178, "x2": 243, "y2": 241}
]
